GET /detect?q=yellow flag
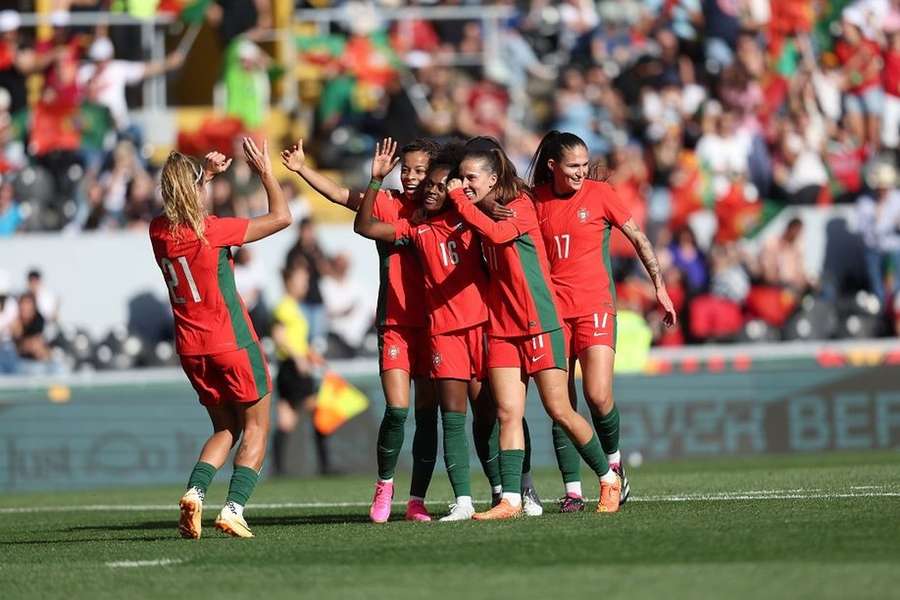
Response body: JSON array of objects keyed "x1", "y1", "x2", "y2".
[{"x1": 314, "y1": 371, "x2": 370, "y2": 435}]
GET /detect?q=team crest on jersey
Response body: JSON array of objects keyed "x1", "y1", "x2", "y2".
[
  {"x1": 577, "y1": 207, "x2": 590, "y2": 223},
  {"x1": 432, "y1": 352, "x2": 442, "y2": 366},
  {"x1": 388, "y1": 345, "x2": 400, "y2": 360}
]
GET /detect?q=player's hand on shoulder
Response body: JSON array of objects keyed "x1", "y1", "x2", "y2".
[
  {"x1": 371, "y1": 137, "x2": 400, "y2": 180},
  {"x1": 281, "y1": 139, "x2": 306, "y2": 173},
  {"x1": 243, "y1": 137, "x2": 271, "y2": 177},
  {"x1": 482, "y1": 196, "x2": 514, "y2": 220},
  {"x1": 203, "y1": 151, "x2": 232, "y2": 181},
  {"x1": 446, "y1": 178, "x2": 463, "y2": 192}
]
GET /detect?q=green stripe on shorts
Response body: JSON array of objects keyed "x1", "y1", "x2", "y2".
[
  {"x1": 548, "y1": 328, "x2": 567, "y2": 371},
  {"x1": 245, "y1": 343, "x2": 269, "y2": 399}
]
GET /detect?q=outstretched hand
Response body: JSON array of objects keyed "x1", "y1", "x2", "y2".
[
  {"x1": 203, "y1": 151, "x2": 232, "y2": 182},
  {"x1": 657, "y1": 287, "x2": 677, "y2": 328},
  {"x1": 281, "y1": 139, "x2": 306, "y2": 173},
  {"x1": 243, "y1": 137, "x2": 271, "y2": 178},
  {"x1": 371, "y1": 138, "x2": 399, "y2": 180}
]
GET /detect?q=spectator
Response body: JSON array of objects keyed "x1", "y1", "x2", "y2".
[
  {"x1": 285, "y1": 217, "x2": 330, "y2": 351},
  {"x1": 223, "y1": 39, "x2": 271, "y2": 130},
  {"x1": 758, "y1": 217, "x2": 814, "y2": 295},
  {"x1": 233, "y1": 246, "x2": 270, "y2": 337},
  {"x1": 14, "y1": 292, "x2": 58, "y2": 374},
  {"x1": 0, "y1": 177, "x2": 20, "y2": 235},
  {"x1": 0, "y1": 11, "x2": 57, "y2": 115},
  {"x1": 320, "y1": 252, "x2": 374, "y2": 356},
  {"x1": 834, "y1": 18, "x2": 884, "y2": 149},
  {"x1": 856, "y1": 162, "x2": 900, "y2": 307},
  {"x1": 26, "y1": 270, "x2": 58, "y2": 324},
  {"x1": 280, "y1": 177, "x2": 311, "y2": 221},
  {"x1": 665, "y1": 225, "x2": 709, "y2": 296},
  {"x1": 0, "y1": 270, "x2": 17, "y2": 374}
]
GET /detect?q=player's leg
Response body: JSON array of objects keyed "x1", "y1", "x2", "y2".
[
  {"x1": 437, "y1": 378, "x2": 475, "y2": 521},
  {"x1": 473, "y1": 366, "x2": 527, "y2": 520},
  {"x1": 468, "y1": 377, "x2": 502, "y2": 503},
  {"x1": 520, "y1": 417, "x2": 544, "y2": 516},
  {"x1": 579, "y1": 343, "x2": 630, "y2": 504},
  {"x1": 179, "y1": 401, "x2": 241, "y2": 539},
  {"x1": 555, "y1": 357, "x2": 585, "y2": 512},
  {"x1": 216, "y1": 391, "x2": 272, "y2": 538},
  {"x1": 407, "y1": 377, "x2": 438, "y2": 521}
]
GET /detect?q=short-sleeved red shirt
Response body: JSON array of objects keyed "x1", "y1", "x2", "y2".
[
  {"x1": 394, "y1": 210, "x2": 489, "y2": 334},
  {"x1": 372, "y1": 189, "x2": 428, "y2": 328},
  {"x1": 149, "y1": 215, "x2": 257, "y2": 356},
  {"x1": 448, "y1": 188, "x2": 562, "y2": 338},
  {"x1": 534, "y1": 180, "x2": 632, "y2": 318}
]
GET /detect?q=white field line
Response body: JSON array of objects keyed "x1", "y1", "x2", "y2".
[
  {"x1": 106, "y1": 559, "x2": 183, "y2": 568},
  {"x1": 1, "y1": 488, "x2": 899, "y2": 514}
]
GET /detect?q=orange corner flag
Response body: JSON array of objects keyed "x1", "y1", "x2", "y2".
[{"x1": 313, "y1": 371, "x2": 370, "y2": 435}]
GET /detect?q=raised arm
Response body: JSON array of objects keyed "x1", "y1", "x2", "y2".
[
  {"x1": 241, "y1": 138, "x2": 292, "y2": 243},
  {"x1": 282, "y1": 139, "x2": 365, "y2": 211},
  {"x1": 353, "y1": 138, "x2": 402, "y2": 243},
  {"x1": 446, "y1": 182, "x2": 521, "y2": 244},
  {"x1": 619, "y1": 218, "x2": 677, "y2": 327}
]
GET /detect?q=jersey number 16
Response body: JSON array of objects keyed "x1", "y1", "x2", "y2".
[{"x1": 161, "y1": 256, "x2": 201, "y2": 304}]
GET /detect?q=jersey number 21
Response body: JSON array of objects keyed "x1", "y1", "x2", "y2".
[{"x1": 161, "y1": 257, "x2": 201, "y2": 304}]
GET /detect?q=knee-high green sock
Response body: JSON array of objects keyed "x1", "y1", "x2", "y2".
[
  {"x1": 473, "y1": 418, "x2": 501, "y2": 488},
  {"x1": 442, "y1": 411, "x2": 472, "y2": 498},
  {"x1": 410, "y1": 403, "x2": 438, "y2": 498},
  {"x1": 377, "y1": 406, "x2": 408, "y2": 481},
  {"x1": 552, "y1": 422, "x2": 582, "y2": 483},
  {"x1": 592, "y1": 405, "x2": 620, "y2": 455},
  {"x1": 187, "y1": 461, "x2": 217, "y2": 495},
  {"x1": 500, "y1": 449, "x2": 525, "y2": 501},
  {"x1": 576, "y1": 434, "x2": 610, "y2": 478},
  {"x1": 226, "y1": 466, "x2": 259, "y2": 506},
  {"x1": 522, "y1": 418, "x2": 532, "y2": 474}
]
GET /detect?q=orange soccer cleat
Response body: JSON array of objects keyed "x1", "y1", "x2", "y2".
[
  {"x1": 596, "y1": 474, "x2": 622, "y2": 513},
  {"x1": 473, "y1": 499, "x2": 523, "y2": 521}
]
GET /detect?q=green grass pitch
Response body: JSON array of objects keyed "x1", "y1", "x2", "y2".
[{"x1": 2, "y1": 451, "x2": 899, "y2": 600}]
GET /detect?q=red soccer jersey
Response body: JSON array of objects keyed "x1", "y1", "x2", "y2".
[
  {"x1": 533, "y1": 180, "x2": 632, "y2": 318},
  {"x1": 448, "y1": 188, "x2": 562, "y2": 338},
  {"x1": 149, "y1": 215, "x2": 257, "y2": 356},
  {"x1": 394, "y1": 210, "x2": 489, "y2": 335},
  {"x1": 372, "y1": 189, "x2": 428, "y2": 328}
]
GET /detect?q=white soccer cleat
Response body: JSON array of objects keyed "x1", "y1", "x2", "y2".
[
  {"x1": 439, "y1": 502, "x2": 475, "y2": 522},
  {"x1": 522, "y1": 485, "x2": 544, "y2": 517}
]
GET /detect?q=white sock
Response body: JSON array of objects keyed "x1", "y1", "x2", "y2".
[
  {"x1": 455, "y1": 495, "x2": 473, "y2": 508},
  {"x1": 600, "y1": 469, "x2": 618, "y2": 484},
  {"x1": 521, "y1": 471, "x2": 534, "y2": 490},
  {"x1": 379, "y1": 478, "x2": 394, "y2": 484},
  {"x1": 491, "y1": 485, "x2": 502, "y2": 495},
  {"x1": 409, "y1": 495, "x2": 424, "y2": 503},
  {"x1": 502, "y1": 492, "x2": 522, "y2": 507},
  {"x1": 606, "y1": 451, "x2": 622, "y2": 466},
  {"x1": 565, "y1": 481, "x2": 583, "y2": 497},
  {"x1": 227, "y1": 501, "x2": 245, "y2": 516}
]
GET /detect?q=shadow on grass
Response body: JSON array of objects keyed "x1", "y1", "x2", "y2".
[{"x1": 60, "y1": 512, "x2": 373, "y2": 534}]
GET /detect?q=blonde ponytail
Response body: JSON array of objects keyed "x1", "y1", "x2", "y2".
[{"x1": 160, "y1": 151, "x2": 207, "y2": 243}]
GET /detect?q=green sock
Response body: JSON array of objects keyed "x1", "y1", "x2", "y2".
[
  {"x1": 473, "y1": 418, "x2": 501, "y2": 488},
  {"x1": 593, "y1": 405, "x2": 620, "y2": 455},
  {"x1": 552, "y1": 422, "x2": 582, "y2": 484},
  {"x1": 522, "y1": 418, "x2": 532, "y2": 475},
  {"x1": 410, "y1": 403, "x2": 438, "y2": 498},
  {"x1": 441, "y1": 411, "x2": 472, "y2": 497},
  {"x1": 226, "y1": 465, "x2": 259, "y2": 506},
  {"x1": 377, "y1": 406, "x2": 408, "y2": 480},
  {"x1": 576, "y1": 434, "x2": 610, "y2": 478},
  {"x1": 499, "y1": 449, "x2": 525, "y2": 498},
  {"x1": 186, "y1": 461, "x2": 217, "y2": 494}
]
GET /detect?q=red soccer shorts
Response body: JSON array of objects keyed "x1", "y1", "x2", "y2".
[
  {"x1": 378, "y1": 325, "x2": 430, "y2": 378},
  {"x1": 564, "y1": 311, "x2": 617, "y2": 355},
  {"x1": 430, "y1": 324, "x2": 486, "y2": 380},
  {"x1": 487, "y1": 328, "x2": 568, "y2": 374},
  {"x1": 180, "y1": 342, "x2": 272, "y2": 406}
]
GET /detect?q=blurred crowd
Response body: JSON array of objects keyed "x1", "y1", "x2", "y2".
[{"x1": 2, "y1": 0, "x2": 900, "y2": 361}]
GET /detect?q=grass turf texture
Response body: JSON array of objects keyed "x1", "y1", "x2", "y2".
[{"x1": 2, "y1": 451, "x2": 899, "y2": 600}]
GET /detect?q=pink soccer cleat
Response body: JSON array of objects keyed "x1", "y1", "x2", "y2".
[
  {"x1": 369, "y1": 480, "x2": 394, "y2": 524},
  {"x1": 404, "y1": 499, "x2": 432, "y2": 522}
]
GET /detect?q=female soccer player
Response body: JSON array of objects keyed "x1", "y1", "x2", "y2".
[
  {"x1": 354, "y1": 139, "x2": 502, "y2": 521},
  {"x1": 281, "y1": 139, "x2": 439, "y2": 522},
  {"x1": 150, "y1": 138, "x2": 290, "y2": 539},
  {"x1": 529, "y1": 131, "x2": 677, "y2": 512},
  {"x1": 445, "y1": 137, "x2": 622, "y2": 520}
]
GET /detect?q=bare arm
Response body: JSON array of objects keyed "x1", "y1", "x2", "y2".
[
  {"x1": 620, "y1": 218, "x2": 677, "y2": 327},
  {"x1": 446, "y1": 183, "x2": 521, "y2": 244},
  {"x1": 353, "y1": 139, "x2": 401, "y2": 243},
  {"x1": 281, "y1": 139, "x2": 364, "y2": 210},
  {"x1": 142, "y1": 51, "x2": 185, "y2": 79},
  {"x1": 241, "y1": 138, "x2": 292, "y2": 244}
]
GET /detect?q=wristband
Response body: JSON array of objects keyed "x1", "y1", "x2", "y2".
[{"x1": 368, "y1": 178, "x2": 382, "y2": 191}]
